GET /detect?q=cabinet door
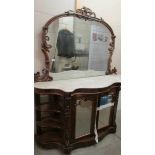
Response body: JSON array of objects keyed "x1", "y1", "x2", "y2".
[
  {"x1": 71, "y1": 94, "x2": 98, "y2": 141},
  {"x1": 96, "y1": 86, "x2": 119, "y2": 129},
  {"x1": 97, "y1": 106, "x2": 112, "y2": 129}
]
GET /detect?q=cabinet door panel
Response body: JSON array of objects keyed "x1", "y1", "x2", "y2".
[
  {"x1": 72, "y1": 95, "x2": 98, "y2": 139},
  {"x1": 75, "y1": 99, "x2": 92, "y2": 138},
  {"x1": 97, "y1": 107, "x2": 111, "y2": 129}
]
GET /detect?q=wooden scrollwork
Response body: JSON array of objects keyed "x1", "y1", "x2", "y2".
[
  {"x1": 106, "y1": 35, "x2": 117, "y2": 75},
  {"x1": 76, "y1": 6, "x2": 96, "y2": 18},
  {"x1": 34, "y1": 68, "x2": 53, "y2": 82}
]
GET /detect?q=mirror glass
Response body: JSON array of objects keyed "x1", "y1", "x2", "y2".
[
  {"x1": 75, "y1": 99, "x2": 92, "y2": 138},
  {"x1": 47, "y1": 17, "x2": 111, "y2": 80},
  {"x1": 97, "y1": 107, "x2": 111, "y2": 129}
]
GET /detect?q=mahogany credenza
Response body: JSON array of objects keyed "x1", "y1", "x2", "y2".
[{"x1": 34, "y1": 75, "x2": 121, "y2": 154}]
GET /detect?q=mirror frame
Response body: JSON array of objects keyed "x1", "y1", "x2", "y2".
[{"x1": 34, "y1": 7, "x2": 117, "y2": 82}]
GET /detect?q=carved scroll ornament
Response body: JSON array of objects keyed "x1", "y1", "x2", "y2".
[{"x1": 76, "y1": 6, "x2": 96, "y2": 18}]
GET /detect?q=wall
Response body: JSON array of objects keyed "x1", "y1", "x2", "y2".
[
  {"x1": 80, "y1": 0, "x2": 121, "y2": 74},
  {"x1": 34, "y1": 0, "x2": 75, "y2": 73}
]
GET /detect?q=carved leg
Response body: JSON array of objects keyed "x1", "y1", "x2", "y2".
[{"x1": 63, "y1": 147, "x2": 72, "y2": 155}]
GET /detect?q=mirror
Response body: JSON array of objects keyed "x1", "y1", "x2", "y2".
[
  {"x1": 97, "y1": 107, "x2": 111, "y2": 129},
  {"x1": 34, "y1": 7, "x2": 116, "y2": 82},
  {"x1": 75, "y1": 99, "x2": 92, "y2": 138},
  {"x1": 47, "y1": 17, "x2": 111, "y2": 80}
]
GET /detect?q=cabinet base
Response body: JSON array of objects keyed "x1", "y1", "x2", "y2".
[{"x1": 35, "y1": 126, "x2": 116, "y2": 154}]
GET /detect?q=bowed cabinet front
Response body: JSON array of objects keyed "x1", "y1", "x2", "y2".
[{"x1": 35, "y1": 83, "x2": 120, "y2": 154}]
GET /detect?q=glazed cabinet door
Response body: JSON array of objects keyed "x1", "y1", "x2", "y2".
[
  {"x1": 96, "y1": 85, "x2": 120, "y2": 131},
  {"x1": 70, "y1": 84, "x2": 121, "y2": 146},
  {"x1": 70, "y1": 94, "x2": 98, "y2": 143}
]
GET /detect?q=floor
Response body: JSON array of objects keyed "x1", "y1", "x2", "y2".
[{"x1": 34, "y1": 109, "x2": 121, "y2": 155}]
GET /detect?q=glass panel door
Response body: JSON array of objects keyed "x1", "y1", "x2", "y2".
[
  {"x1": 75, "y1": 99, "x2": 92, "y2": 138},
  {"x1": 97, "y1": 107, "x2": 111, "y2": 129}
]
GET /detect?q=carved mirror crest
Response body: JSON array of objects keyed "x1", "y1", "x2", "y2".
[{"x1": 34, "y1": 7, "x2": 117, "y2": 82}]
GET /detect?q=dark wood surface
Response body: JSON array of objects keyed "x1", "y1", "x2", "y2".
[{"x1": 35, "y1": 83, "x2": 121, "y2": 154}]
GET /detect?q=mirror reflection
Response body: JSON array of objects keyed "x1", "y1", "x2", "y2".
[
  {"x1": 47, "y1": 17, "x2": 111, "y2": 80},
  {"x1": 75, "y1": 99, "x2": 92, "y2": 138},
  {"x1": 97, "y1": 107, "x2": 111, "y2": 129}
]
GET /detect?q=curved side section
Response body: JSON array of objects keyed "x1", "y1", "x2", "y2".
[{"x1": 35, "y1": 83, "x2": 121, "y2": 154}]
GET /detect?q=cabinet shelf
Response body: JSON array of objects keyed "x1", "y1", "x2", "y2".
[
  {"x1": 36, "y1": 103, "x2": 61, "y2": 113},
  {"x1": 36, "y1": 132, "x2": 62, "y2": 143},
  {"x1": 97, "y1": 102, "x2": 114, "y2": 111},
  {"x1": 37, "y1": 118, "x2": 62, "y2": 129}
]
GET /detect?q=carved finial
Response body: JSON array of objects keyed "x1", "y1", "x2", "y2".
[
  {"x1": 34, "y1": 72, "x2": 40, "y2": 81},
  {"x1": 76, "y1": 6, "x2": 96, "y2": 18},
  {"x1": 34, "y1": 68, "x2": 53, "y2": 82},
  {"x1": 100, "y1": 17, "x2": 104, "y2": 21},
  {"x1": 111, "y1": 67, "x2": 117, "y2": 74}
]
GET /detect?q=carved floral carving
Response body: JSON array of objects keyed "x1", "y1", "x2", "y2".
[{"x1": 76, "y1": 6, "x2": 96, "y2": 18}]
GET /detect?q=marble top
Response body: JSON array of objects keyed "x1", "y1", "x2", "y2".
[
  {"x1": 34, "y1": 75, "x2": 121, "y2": 92},
  {"x1": 50, "y1": 70, "x2": 105, "y2": 81}
]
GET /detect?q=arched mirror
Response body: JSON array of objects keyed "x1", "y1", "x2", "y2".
[{"x1": 34, "y1": 7, "x2": 117, "y2": 82}]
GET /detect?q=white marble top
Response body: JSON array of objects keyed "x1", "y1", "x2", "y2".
[
  {"x1": 50, "y1": 70, "x2": 105, "y2": 81},
  {"x1": 34, "y1": 75, "x2": 121, "y2": 92}
]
